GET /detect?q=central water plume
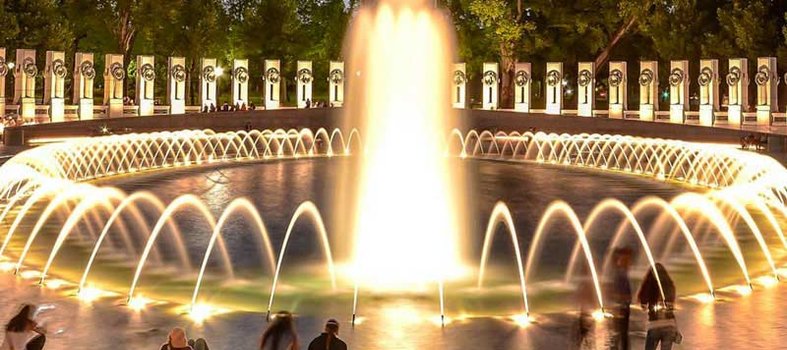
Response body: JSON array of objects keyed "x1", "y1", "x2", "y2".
[{"x1": 342, "y1": 0, "x2": 467, "y2": 290}]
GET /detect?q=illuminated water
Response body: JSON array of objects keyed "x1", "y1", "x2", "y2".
[{"x1": 0, "y1": 158, "x2": 784, "y2": 349}]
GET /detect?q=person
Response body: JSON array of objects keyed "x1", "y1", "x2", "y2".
[
  {"x1": 160, "y1": 328, "x2": 192, "y2": 350},
  {"x1": 209, "y1": 103, "x2": 216, "y2": 113},
  {"x1": 607, "y1": 247, "x2": 632, "y2": 350},
  {"x1": 638, "y1": 263, "x2": 679, "y2": 350},
  {"x1": 574, "y1": 265, "x2": 596, "y2": 350},
  {"x1": 201, "y1": 105, "x2": 209, "y2": 113},
  {"x1": 307, "y1": 319, "x2": 347, "y2": 350},
  {"x1": 221, "y1": 102, "x2": 230, "y2": 112},
  {"x1": 305, "y1": 99, "x2": 311, "y2": 109},
  {"x1": 1, "y1": 304, "x2": 47, "y2": 350},
  {"x1": 240, "y1": 103, "x2": 248, "y2": 111},
  {"x1": 260, "y1": 311, "x2": 298, "y2": 350},
  {"x1": 249, "y1": 102, "x2": 257, "y2": 111},
  {"x1": 188, "y1": 338, "x2": 210, "y2": 350}
]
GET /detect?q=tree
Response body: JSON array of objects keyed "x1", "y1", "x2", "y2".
[
  {"x1": 296, "y1": 0, "x2": 355, "y2": 99},
  {"x1": 0, "y1": 0, "x2": 72, "y2": 50},
  {"x1": 704, "y1": 0, "x2": 780, "y2": 60},
  {"x1": 468, "y1": 0, "x2": 533, "y2": 108}
]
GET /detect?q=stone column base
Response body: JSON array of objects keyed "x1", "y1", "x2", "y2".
[
  {"x1": 669, "y1": 105, "x2": 685, "y2": 124},
  {"x1": 756, "y1": 106, "x2": 772, "y2": 126},
  {"x1": 699, "y1": 105, "x2": 714, "y2": 126},
  {"x1": 639, "y1": 104, "x2": 655, "y2": 121},
  {"x1": 106, "y1": 99, "x2": 123, "y2": 118}
]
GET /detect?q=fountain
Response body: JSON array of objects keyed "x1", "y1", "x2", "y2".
[
  {"x1": 0, "y1": 1, "x2": 784, "y2": 347},
  {"x1": 342, "y1": 0, "x2": 467, "y2": 294}
]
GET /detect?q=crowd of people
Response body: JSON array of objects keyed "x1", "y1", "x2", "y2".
[
  {"x1": 575, "y1": 247, "x2": 681, "y2": 350},
  {"x1": 2, "y1": 248, "x2": 681, "y2": 350},
  {"x1": 199, "y1": 99, "x2": 331, "y2": 114},
  {"x1": 0, "y1": 308, "x2": 347, "y2": 350}
]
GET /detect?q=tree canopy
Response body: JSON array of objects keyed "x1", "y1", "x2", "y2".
[{"x1": 1, "y1": 0, "x2": 786, "y2": 106}]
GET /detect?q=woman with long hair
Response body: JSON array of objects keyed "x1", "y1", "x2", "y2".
[
  {"x1": 637, "y1": 263, "x2": 680, "y2": 350},
  {"x1": 1, "y1": 304, "x2": 46, "y2": 350},
  {"x1": 260, "y1": 311, "x2": 299, "y2": 350}
]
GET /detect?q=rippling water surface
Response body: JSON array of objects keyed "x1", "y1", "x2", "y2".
[{"x1": 0, "y1": 158, "x2": 784, "y2": 349}]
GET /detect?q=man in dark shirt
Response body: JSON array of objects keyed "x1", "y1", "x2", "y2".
[
  {"x1": 307, "y1": 319, "x2": 348, "y2": 350},
  {"x1": 608, "y1": 247, "x2": 633, "y2": 350}
]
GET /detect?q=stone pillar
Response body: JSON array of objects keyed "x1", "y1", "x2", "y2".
[
  {"x1": 755, "y1": 57, "x2": 777, "y2": 126},
  {"x1": 577, "y1": 62, "x2": 595, "y2": 117},
  {"x1": 73, "y1": 53, "x2": 95, "y2": 120},
  {"x1": 452, "y1": 63, "x2": 467, "y2": 109},
  {"x1": 136, "y1": 55, "x2": 155, "y2": 116},
  {"x1": 545, "y1": 62, "x2": 563, "y2": 115},
  {"x1": 328, "y1": 61, "x2": 344, "y2": 107},
  {"x1": 669, "y1": 60, "x2": 689, "y2": 124},
  {"x1": 482, "y1": 62, "x2": 500, "y2": 110},
  {"x1": 44, "y1": 51, "x2": 67, "y2": 122},
  {"x1": 263, "y1": 59, "x2": 281, "y2": 110},
  {"x1": 295, "y1": 60, "x2": 312, "y2": 109},
  {"x1": 103, "y1": 54, "x2": 125, "y2": 118},
  {"x1": 639, "y1": 61, "x2": 658, "y2": 121},
  {"x1": 726, "y1": 58, "x2": 748, "y2": 126},
  {"x1": 608, "y1": 61, "x2": 627, "y2": 119},
  {"x1": 13, "y1": 49, "x2": 37, "y2": 120},
  {"x1": 231, "y1": 59, "x2": 249, "y2": 108},
  {"x1": 514, "y1": 62, "x2": 531, "y2": 112},
  {"x1": 698, "y1": 59, "x2": 719, "y2": 126},
  {"x1": 167, "y1": 57, "x2": 186, "y2": 115},
  {"x1": 0, "y1": 49, "x2": 9, "y2": 118},
  {"x1": 200, "y1": 58, "x2": 218, "y2": 110}
]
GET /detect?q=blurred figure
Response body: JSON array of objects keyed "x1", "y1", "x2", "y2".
[
  {"x1": 188, "y1": 338, "x2": 210, "y2": 350},
  {"x1": 160, "y1": 327, "x2": 192, "y2": 350},
  {"x1": 574, "y1": 265, "x2": 597, "y2": 350},
  {"x1": 607, "y1": 247, "x2": 632, "y2": 350},
  {"x1": 261, "y1": 311, "x2": 299, "y2": 350},
  {"x1": 307, "y1": 319, "x2": 347, "y2": 350},
  {"x1": 638, "y1": 263, "x2": 679, "y2": 350},
  {"x1": 209, "y1": 103, "x2": 217, "y2": 113},
  {"x1": 221, "y1": 102, "x2": 230, "y2": 112},
  {"x1": 1, "y1": 304, "x2": 46, "y2": 350},
  {"x1": 249, "y1": 102, "x2": 257, "y2": 111},
  {"x1": 305, "y1": 99, "x2": 311, "y2": 109}
]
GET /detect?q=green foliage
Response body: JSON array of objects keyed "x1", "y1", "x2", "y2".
[{"x1": 1, "y1": 0, "x2": 787, "y2": 105}]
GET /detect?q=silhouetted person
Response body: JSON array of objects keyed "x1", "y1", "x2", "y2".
[
  {"x1": 160, "y1": 327, "x2": 192, "y2": 350},
  {"x1": 241, "y1": 103, "x2": 248, "y2": 111},
  {"x1": 249, "y1": 102, "x2": 257, "y2": 111},
  {"x1": 638, "y1": 263, "x2": 679, "y2": 350},
  {"x1": 209, "y1": 103, "x2": 216, "y2": 113},
  {"x1": 245, "y1": 121, "x2": 253, "y2": 132},
  {"x1": 202, "y1": 105, "x2": 209, "y2": 113},
  {"x1": 607, "y1": 247, "x2": 632, "y2": 350},
  {"x1": 260, "y1": 311, "x2": 298, "y2": 350},
  {"x1": 221, "y1": 102, "x2": 230, "y2": 112},
  {"x1": 307, "y1": 319, "x2": 346, "y2": 350},
  {"x1": 574, "y1": 265, "x2": 597, "y2": 350},
  {"x1": 188, "y1": 338, "x2": 210, "y2": 350},
  {"x1": 305, "y1": 99, "x2": 311, "y2": 109},
  {"x1": 2, "y1": 304, "x2": 46, "y2": 350}
]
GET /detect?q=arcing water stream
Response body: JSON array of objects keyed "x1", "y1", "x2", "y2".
[{"x1": 0, "y1": 127, "x2": 784, "y2": 326}]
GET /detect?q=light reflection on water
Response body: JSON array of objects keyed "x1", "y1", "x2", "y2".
[{"x1": 1, "y1": 158, "x2": 785, "y2": 348}]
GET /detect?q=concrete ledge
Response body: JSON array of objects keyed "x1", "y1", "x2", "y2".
[
  {"x1": 4, "y1": 108, "x2": 784, "y2": 150},
  {"x1": 4, "y1": 108, "x2": 340, "y2": 146},
  {"x1": 464, "y1": 109, "x2": 761, "y2": 145}
]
